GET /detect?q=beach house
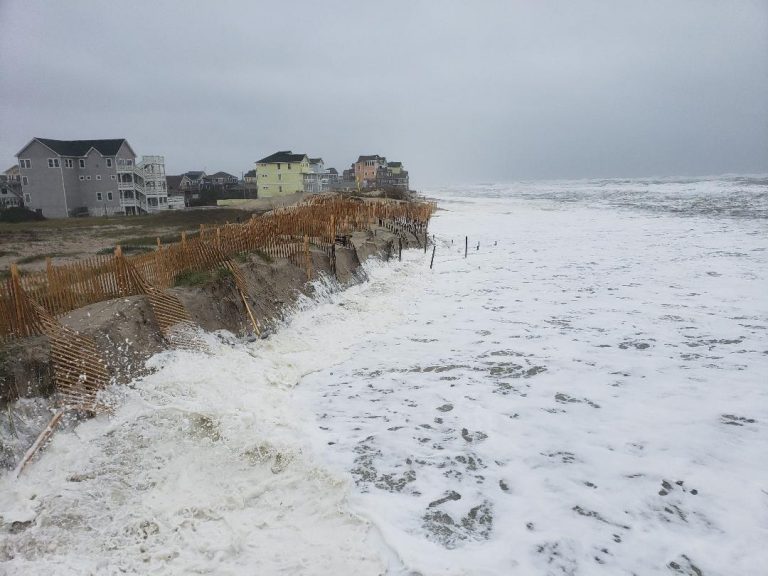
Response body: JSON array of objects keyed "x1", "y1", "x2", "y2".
[
  {"x1": 1, "y1": 165, "x2": 24, "y2": 210},
  {"x1": 15, "y1": 137, "x2": 168, "y2": 217},
  {"x1": 254, "y1": 151, "x2": 312, "y2": 197},
  {"x1": 354, "y1": 155, "x2": 388, "y2": 187}
]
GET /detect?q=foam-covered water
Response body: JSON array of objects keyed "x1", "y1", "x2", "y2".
[{"x1": 2, "y1": 176, "x2": 767, "y2": 575}]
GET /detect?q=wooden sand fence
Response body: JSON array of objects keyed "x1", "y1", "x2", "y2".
[{"x1": 1, "y1": 196, "x2": 435, "y2": 343}]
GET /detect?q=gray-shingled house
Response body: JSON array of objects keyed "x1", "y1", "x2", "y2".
[{"x1": 15, "y1": 138, "x2": 161, "y2": 218}]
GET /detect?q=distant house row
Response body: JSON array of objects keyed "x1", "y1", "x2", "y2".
[
  {"x1": 341, "y1": 155, "x2": 409, "y2": 191},
  {"x1": 8, "y1": 138, "x2": 247, "y2": 217},
  {"x1": 252, "y1": 151, "x2": 408, "y2": 196},
  {"x1": 5, "y1": 138, "x2": 411, "y2": 218},
  {"x1": 166, "y1": 170, "x2": 242, "y2": 205}
]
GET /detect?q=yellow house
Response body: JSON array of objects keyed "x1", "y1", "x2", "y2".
[{"x1": 255, "y1": 151, "x2": 311, "y2": 197}]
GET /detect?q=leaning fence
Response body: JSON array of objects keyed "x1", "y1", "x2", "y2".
[{"x1": 1, "y1": 196, "x2": 435, "y2": 343}]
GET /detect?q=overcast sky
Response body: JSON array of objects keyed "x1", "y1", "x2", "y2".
[{"x1": 1, "y1": 1, "x2": 767, "y2": 187}]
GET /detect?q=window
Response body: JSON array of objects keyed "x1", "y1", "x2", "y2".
[
  {"x1": 107, "y1": 192, "x2": 113, "y2": 201},
  {"x1": 24, "y1": 193, "x2": 31, "y2": 203},
  {"x1": 64, "y1": 159, "x2": 74, "y2": 168},
  {"x1": 111, "y1": 175, "x2": 116, "y2": 180},
  {"x1": 48, "y1": 158, "x2": 60, "y2": 168},
  {"x1": 287, "y1": 163, "x2": 292, "y2": 170},
  {"x1": 279, "y1": 186, "x2": 283, "y2": 193},
  {"x1": 79, "y1": 159, "x2": 86, "y2": 168},
  {"x1": 79, "y1": 175, "x2": 85, "y2": 181},
  {"x1": 22, "y1": 176, "x2": 29, "y2": 185},
  {"x1": 278, "y1": 173, "x2": 282, "y2": 181},
  {"x1": 86, "y1": 176, "x2": 91, "y2": 180},
  {"x1": 96, "y1": 175, "x2": 101, "y2": 180},
  {"x1": 20, "y1": 159, "x2": 31, "y2": 169},
  {"x1": 126, "y1": 159, "x2": 133, "y2": 166},
  {"x1": 106, "y1": 158, "x2": 113, "y2": 167},
  {"x1": 96, "y1": 192, "x2": 103, "y2": 201},
  {"x1": 118, "y1": 158, "x2": 125, "y2": 166}
]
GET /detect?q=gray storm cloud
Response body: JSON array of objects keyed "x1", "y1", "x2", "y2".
[{"x1": 1, "y1": 0, "x2": 766, "y2": 187}]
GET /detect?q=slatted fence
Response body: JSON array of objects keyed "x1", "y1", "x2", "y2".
[{"x1": 1, "y1": 196, "x2": 435, "y2": 342}]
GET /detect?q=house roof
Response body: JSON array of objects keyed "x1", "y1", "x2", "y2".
[
  {"x1": 209, "y1": 171, "x2": 237, "y2": 179},
  {"x1": 183, "y1": 171, "x2": 205, "y2": 180},
  {"x1": 256, "y1": 150, "x2": 308, "y2": 164},
  {"x1": 327, "y1": 168, "x2": 338, "y2": 174},
  {"x1": 23, "y1": 138, "x2": 129, "y2": 157},
  {"x1": 166, "y1": 175, "x2": 183, "y2": 190},
  {"x1": 309, "y1": 157, "x2": 323, "y2": 165},
  {"x1": 356, "y1": 155, "x2": 386, "y2": 163},
  {"x1": 387, "y1": 161, "x2": 402, "y2": 168},
  {"x1": 244, "y1": 169, "x2": 257, "y2": 178}
]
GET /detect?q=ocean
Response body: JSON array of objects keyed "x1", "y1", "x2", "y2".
[{"x1": 2, "y1": 176, "x2": 767, "y2": 575}]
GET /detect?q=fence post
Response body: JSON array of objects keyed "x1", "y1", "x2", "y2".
[
  {"x1": 45, "y1": 257, "x2": 55, "y2": 314},
  {"x1": 9, "y1": 264, "x2": 26, "y2": 337},
  {"x1": 465, "y1": 236, "x2": 468, "y2": 258},
  {"x1": 114, "y1": 245, "x2": 127, "y2": 295},
  {"x1": 304, "y1": 234, "x2": 312, "y2": 280}
]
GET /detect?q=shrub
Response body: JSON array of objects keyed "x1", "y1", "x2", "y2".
[
  {"x1": 0, "y1": 207, "x2": 45, "y2": 223},
  {"x1": 173, "y1": 270, "x2": 212, "y2": 287},
  {"x1": 254, "y1": 250, "x2": 273, "y2": 263},
  {"x1": 173, "y1": 266, "x2": 232, "y2": 287}
]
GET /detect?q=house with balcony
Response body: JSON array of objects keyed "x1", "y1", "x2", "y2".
[
  {"x1": 3, "y1": 164, "x2": 21, "y2": 184},
  {"x1": 1, "y1": 165, "x2": 23, "y2": 209},
  {"x1": 204, "y1": 171, "x2": 239, "y2": 188},
  {"x1": 165, "y1": 175, "x2": 187, "y2": 208},
  {"x1": 175, "y1": 170, "x2": 205, "y2": 203},
  {"x1": 354, "y1": 154, "x2": 388, "y2": 188},
  {"x1": 243, "y1": 169, "x2": 258, "y2": 184},
  {"x1": 322, "y1": 167, "x2": 339, "y2": 190},
  {"x1": 243, "y1": 169, "x2": 259, "y2": 196},
  {"x1": 303, "y1": 158, "x2": 326, "y2": 193},
  {"x1": 345, "y1": 155, "x2": 410, "y2": 191},
  {"x1": 180, "y1": 171, "x2": 205, "y2": 191},
  {"x1": 137, "y1": 156, "x2": 170, "y2": 212},
  {"x1": 376, "y1": 163, "x2": 410, "y2": 191},
  {"x1": 14, "y1": 138, "x2": 170, "y2": 217}
]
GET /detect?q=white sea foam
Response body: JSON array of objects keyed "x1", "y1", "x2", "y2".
[{"x1": 2, "y1": 177, "x2": 767, "y2": 575}]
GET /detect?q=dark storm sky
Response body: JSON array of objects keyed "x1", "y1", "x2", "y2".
[{"x1": 1, "y1": 0, "x2": 767, "y2": 187}]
